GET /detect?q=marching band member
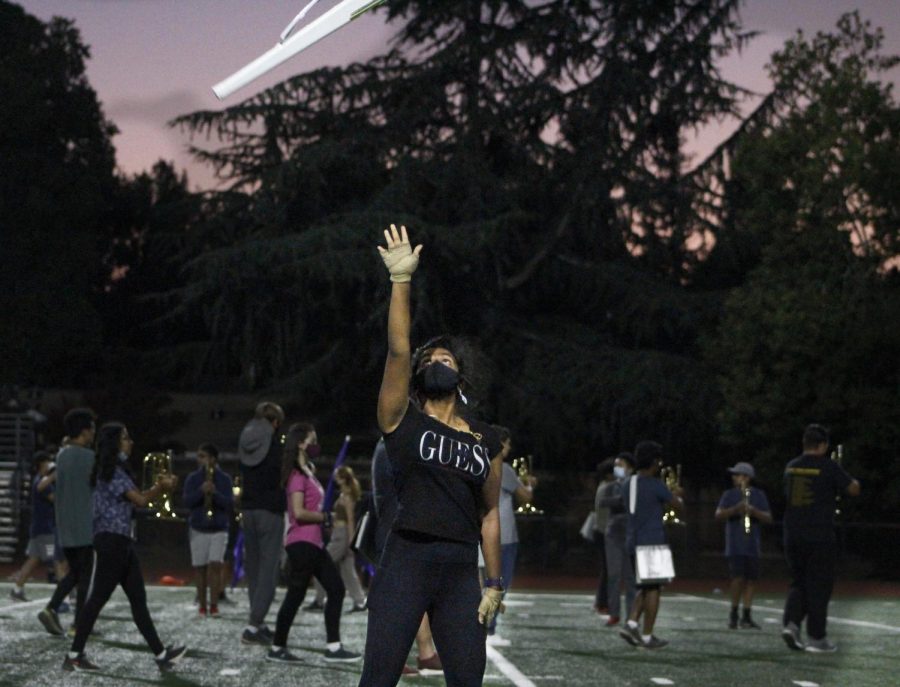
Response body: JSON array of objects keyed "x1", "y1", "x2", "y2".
[
  {"x1": 183, "y1": 443, "x2": 233, "y2": 617},
  {"x1": 715, "y1": 462, "x2": 771, "y2": 629}
]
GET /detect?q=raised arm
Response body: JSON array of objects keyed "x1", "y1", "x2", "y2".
[{"x1": 376, "y1": 224, "x2": 422, "y2": 433}]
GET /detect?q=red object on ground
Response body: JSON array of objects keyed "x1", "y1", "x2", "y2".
[{"x1": 159, "y1": 575, "x2": 186, "y2": 586}]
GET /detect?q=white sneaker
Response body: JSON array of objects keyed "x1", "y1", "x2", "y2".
[{"x1": 486, "y1": 634, "x2": 511, "y2": 647}]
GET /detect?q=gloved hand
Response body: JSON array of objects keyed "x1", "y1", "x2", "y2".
[
  {"x1": 477, "y1": 587, "x2": 505, "y2": 626},
  {"x1": 378, "y1": 224, "x2": 422, "y2": 283}
]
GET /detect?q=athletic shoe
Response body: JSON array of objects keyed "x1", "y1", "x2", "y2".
[
  {"x1": 417, "y1": 652, "x2": 443, "y2": 675},
  {"x1": 209, "y1": 605, "x2": 220, "y2": 617},
  {"x1": 323, "y1": 646, "x2": 361, "y2": 663},
  {"x1": 348, "y1": 603, "x2": 368, "y2": 613},
  {"x1": 198, "y1": 607, "x2": 208, "y2": 617},
  {"x1": 619, "y1": 624, "x2": 643, "y2": 647},
  {"x1": 805, "y1": 637, "x2": 837, "y2": 653},
  {"x1": 642, "y1": 635, "x2": 669, "y2": 650},
  {"x1": 604, "y1": 616, "x2": 620, "y2": 627},
  {"x1": 57, "y1": 601, "x2": 71, "y2": 614},
  {"x1": 155, "y1": 645, "x2": 187, "y2": 671},
  {"x1": 266, "y1": 647, "x2": 304, "y2": 664},
  {"x1": 486, "y1": 634, "x2": 511, "y2": 647},
  {"x1": 401, "y1": 664, "x2": 420, "y2": 677},
  {"x1": 241, "y1": 628, "x2": 270, "y2": 646},
  {"x1": 257, "y1": 625, "x2": 274, "y2": 643},
  {"x1": 9, "y1": 588, "x2": 28, "y2": 602},
  {"x1": 782, "y1": 622, "x2": 805, "y2": 651},
  {"x1": 303, "y1": 600, "x2": 325, "y2": 612},
  {"x1": 740, "y1": 616, "x2": 761, "y2": 630},
  {"x1": 38, "y1": 607, "x2": 65, "y2": 636},
  {"x1": 62, "y1": 654, "x2": 100, "y2": 672},
  {"x1": 728, "y1": 615, "x2": 738, "y2": 630}
]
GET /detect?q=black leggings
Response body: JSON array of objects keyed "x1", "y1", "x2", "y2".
[
  {"x1": 274, "y1": 541, "x2": 345, "y2": 646},
  {"x1": 359, "y1": 532, "x2": 484, "y2": 687},
  {"x1": 70, "y1": 532, "x2": 164, "y2": 656},
  {"x1": 49, "y1": 545, "x2": 93, "y2": 624}
]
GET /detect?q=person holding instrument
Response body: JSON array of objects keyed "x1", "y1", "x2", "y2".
[
  {"x1": 715, "y1": 462, "x2": 771, "y2": 630},
  {"x1": 183, "y1": 443, "x2": 233, "y2": 617},
  {"x1": 781, "y1": 424, "x2": 860, "y2": 653},
  {"x1": 358, "y1": 225, "x2": 506, "y2": 687},
  {"x1": 63, "y1": 423, "x2": 186, "y2": 673}
]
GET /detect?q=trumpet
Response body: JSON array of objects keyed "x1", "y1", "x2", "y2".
[
  {"x1": 512, "y1": 455, "x2": 543, "y2": 515},
  {"x1": 831, "y1": 444, "x2": 843, "y2": 517},
  {"x1": 204, "y1": 461, "x2": 215, "y2": 520},
  {"x1": 141, "y1": 451, "x2": 181, "y2": 521},
  {"x1": 660, "y1": 464, "x2": 685, "y2": 526},
  {"x1": 742, "y1": 486, "x2": 752, "y2": 535}
]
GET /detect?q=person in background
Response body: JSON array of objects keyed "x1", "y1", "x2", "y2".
[
  {"x1": 63, "y1": 423, "x2": 186, "y2": 673},
  {"x1": 487, "y1": 426, "x2": 536, "y2": 646},
  {"x1": 596, "y1": 452, "x2": 636, "y2": 626},
  {"x1": 10, "y1": 452, "x2": 65, "y2": 601},
  {"x1": 238, "y1": 401, "x2": 285, "y2": 646},
  {"x1": 619, "y1": 441, "x2": 683, "y2": 650},
  {"x1": 591, "y1": 458, "x2": 614, "y2": 615},
  {"x1": 40, "y1": 408, "x2": 96, "y2": 637},
  {"x1": 715, "y1": 462, "x2": 772, "y2": 630},
  {"x1": 183, "y1": 443, "x2": 233, "y2": 617},
  {"x1": 781, "y1": 424, "x2": 860, "y2": 653},
  {"x1": 310, "y1": 465, "x2": 368, "y2": 613},
  {"x1": 267, "y1": 422, "x2": 360, "y2": 664}
]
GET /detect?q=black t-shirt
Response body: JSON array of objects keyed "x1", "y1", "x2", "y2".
[
  {"x1": 783, "y1": 453, "x2": 853, "y2": 542},
  {"x1": 383, "y1": 404, "x2": 501, "y2": 545}
]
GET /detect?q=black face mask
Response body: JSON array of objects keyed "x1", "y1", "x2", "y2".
[{"x1": 415, "y1": 362, "x2": 460, "y2": 399}]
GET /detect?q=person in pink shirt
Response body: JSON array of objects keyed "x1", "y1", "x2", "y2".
[{"x1": 267, "y1": 422, "x2": 360, "y2": 665}]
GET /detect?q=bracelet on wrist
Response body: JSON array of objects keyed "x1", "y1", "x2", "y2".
[{"x1": 483, "y1": 576, "x2": 504, "y2": 590}]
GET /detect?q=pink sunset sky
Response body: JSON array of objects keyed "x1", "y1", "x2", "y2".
[{"x1": 17, "y1": 0, "x2": 900, "y2": 190}]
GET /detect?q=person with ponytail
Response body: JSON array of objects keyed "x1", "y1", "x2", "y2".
[
  {"x1": 358, "y1": 225, "x2": 507, "y2": 687},
  {"x1": 63, "y1": 423, "x2": 186, "y2": 673},
  {"x1": 266, "y1": 422, "x2": 361, "y2": 665}
]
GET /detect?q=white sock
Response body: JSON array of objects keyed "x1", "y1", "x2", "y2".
[
  {"x1": 245, "y1": 625, "x2": 258, "y2": 634},
  {"x1": 626, "y1": 620, "x2": 639, "y2": 630},
  {"x1": 326, "y1": 642, "x2": 341, "y2": 652},
  {"x1": 156, "y1": 649, "x2": 166, "y2": 660},
  {"x1": 642, "y1": 634, "x2": 652, "y2": 643},
  {"x1": 67, "y1": 652, "x2": 79, "y2": 659}
]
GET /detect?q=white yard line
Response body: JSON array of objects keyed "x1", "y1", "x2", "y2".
[
  {"x1": 677, "y1": 594, "x2": 900, "y2": 633},
  {"x1": 486, "y1": 645, "x2": 538, "y2": 687}
]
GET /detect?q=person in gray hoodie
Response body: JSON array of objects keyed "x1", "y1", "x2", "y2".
[{"x1": 238, "y1": 401, "x2": 285, "y2": 645}]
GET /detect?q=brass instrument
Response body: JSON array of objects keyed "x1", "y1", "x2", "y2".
[
  {"x1": 742, "y1": 486, "x2": 752, "y2": 535},
  {"x1": 141, "y1": 451, "x2": 180, "y2": 521},
  {"x1": 831, "y1": 444, "x2": 843, "y2": 517},
  {"x1": 232, "y1": 474, "x2": 243, "y2": 524},
  {"x1": 512, "y1": 455, "x2": 543, "y2": 515},
  {"x1": 204, "y1": 461, "x2": 215, "y2": 519},
  {"x1": 660, "y1": 464, "x2": 685, "y2": 525}
]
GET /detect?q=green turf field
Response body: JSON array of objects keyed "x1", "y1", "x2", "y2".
[{"x1": 1, "y1": 583, "x2": 897, "y2": 686}]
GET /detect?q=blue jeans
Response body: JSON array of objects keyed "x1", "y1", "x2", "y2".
[{"x1": 359, "y1": 532, "x2": 484, "y2": 687}]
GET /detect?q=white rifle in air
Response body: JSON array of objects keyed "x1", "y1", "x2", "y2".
[{"x1": 212, "y1": 0, "x2": 387, "y2": 100}]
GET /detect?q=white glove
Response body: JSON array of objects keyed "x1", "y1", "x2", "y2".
[
  {"x1": 478, "y1": 587, "x2": 505, "y2": 626},
  {"x1": 378, "y1": 224, "x2": 422, "y2": 283}
]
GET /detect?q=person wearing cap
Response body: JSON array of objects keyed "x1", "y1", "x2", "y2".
[
  {"x1": 714, "y1": 462, "x2": 772, "y2": 629},
  {"x1": 781, "y1": 423, "x2": 860, "y2": 654},
  {"x1": 237, "y1": 401, "x2": 286, "y2": 646}
]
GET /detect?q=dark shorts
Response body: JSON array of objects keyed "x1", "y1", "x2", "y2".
[{"x1": 727, "y1": 555, "x2": 760, "y2": 580}]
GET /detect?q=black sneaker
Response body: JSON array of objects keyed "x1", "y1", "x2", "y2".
[
  {"x1": 62, "y1": 654, "x2": 100, "y2": 672},
  {"x1": 258, "y1": 625, "x2": 275, "y2": 643},
  {"x1": 242, "y1": 628, "x2": 272, "y2": 646},
  {"x1": 643, "y1": 635, "x2": 669, "y2": 649},
  {"x1": 38, "y1": 607, "x2": 65, "y2": 636},
  {"x1": 266, "y1": 647, "x2": 304, "y2": 664},
  {"x1": 740, "y1": 616, "x2": 761, "y2": 630},
  {"x1": 618, "y1": 624, "x2": 643, "y2": 647},
  {"x1": 782, "y1": 622, "x2": 805, "y2": 651},
  {"x1": 728, "y1": 614, "x2": 738, "y2": 630},
  {"x1": 9, "y1": 588, "x2": 28, "y2": 602},
  {"x1": 155, "y1": 645, "x2": 187, "y2": 671},
  {"x1": 805, "y1": 637, "x2": 837, "y2": 653},
  {"x1": 323, "y1": 646, "x2": 361, "y2": 663}
]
